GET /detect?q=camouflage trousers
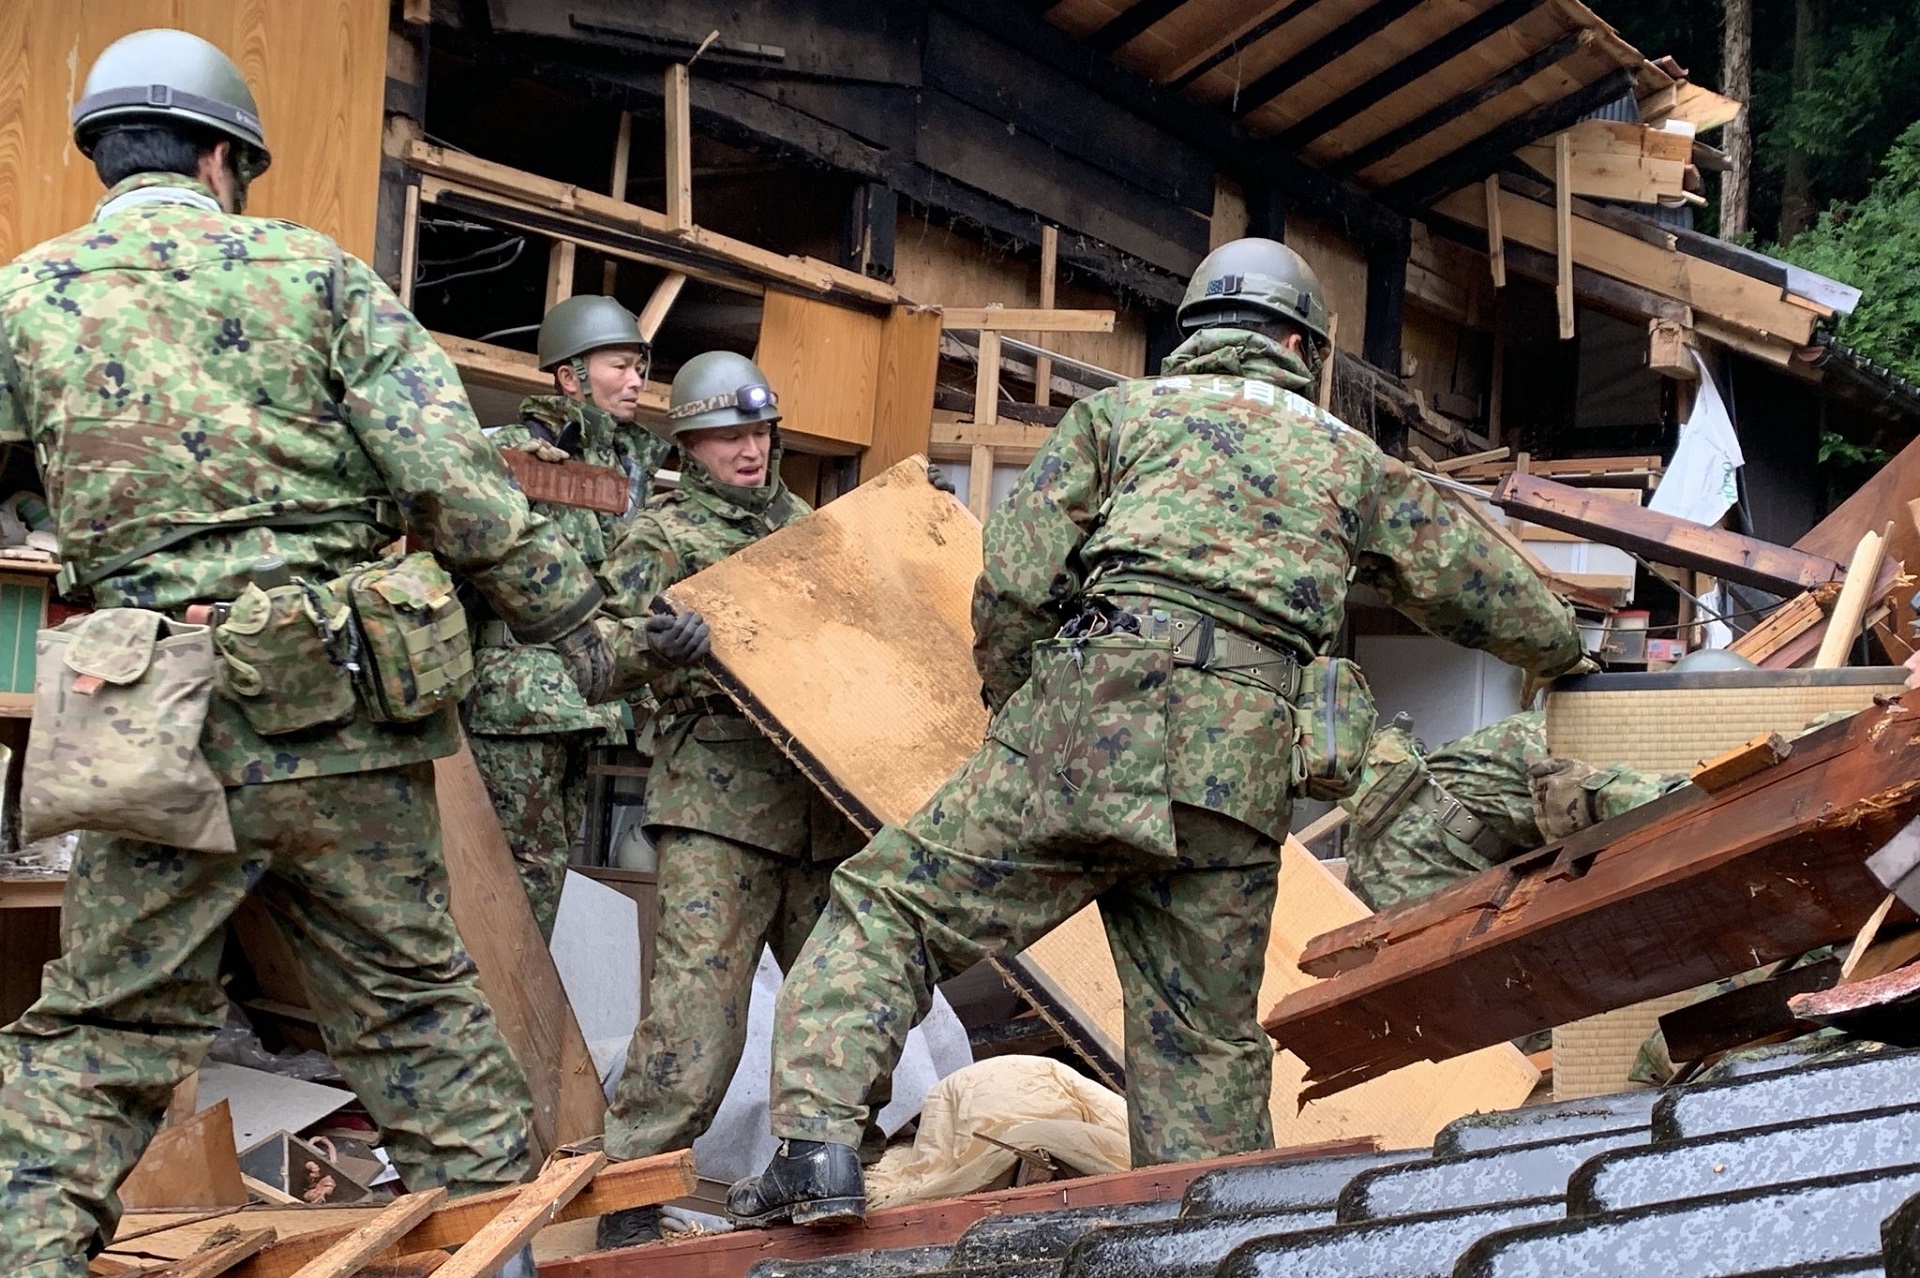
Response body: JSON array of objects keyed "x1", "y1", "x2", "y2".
[
  {"x1": 767, "y1": 739, "x2": 1281, "y2": 1167},
  {"x1": 603, "y1": 828, "x2": 839, "y2": 1160},
  {"x1": 469, "y1": 731, "x2": 592, "y2": 941},
  {"x1": 0, "y1": 764, "x2": 532, "y2": 1278}
]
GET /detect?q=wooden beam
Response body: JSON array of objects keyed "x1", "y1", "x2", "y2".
[
  {"x1": 225, "y1": 1152, "x2": 696, "y2": 1278},
  {"x1": 636, "y1": 272, "x2": 688, "y2": 344},
  {"x1": 538, "y1": 1142, "x2": 1374, "y2": 1278},
  {"x1": 434, "y1": 332, "x2": 670, "y2": 416},
  {"x1": 973, "y1": 330, "x2": 1002, "y2": 429},
  {"x1": 1269, "y1": 702, "x2": 1913, "y2": 1095},
  {"x1": 1335, "y1": 32, "x2": 1591, "y2": 179},
  {"x1": 1083, "y1": 0, "x2": 1187, "y2": 55},
  {"x1": 1485, "y1": 174, "x2": 1505, "y2": 288},
  {"x1": 398, "y1": 185, "x2": 421, "y2": 309},
  {"x1": 1555, "y1": 132, "x2": 1575, "y2": 340},
  {"x1": 154, "y1": 1230, "x2": 278, "y2": 1278},
  {"x1": 407, "y1": 143, "x2": 899, "y2": 305},
  {"x1": 604, "y1": 110, "x2": 633, "y2": 292},
  {"x1": 1163, "y1": 1, "x2": 1321, "y2": 91},
  {"x1": 1729, "y1": 591, "x2": 1828, "y2": 665},
  {"x1": 1814, "y1": 525, "x2": 1892, "y2": 667},
  {"x1": 940, "y1": 307, "x2": 1114, "y2": 332},
  {"x1": 433, "y1": 1155, "x2": 604, "y2": 1278},
  {"x1": 544, "y1": 240, "x2": 577, "y2": 310},
  {"x1": 1432, "y1": 185, "x2": 1814, "y2": 344},
  {"x1": 969, "y1": 442, "x2": 995, "y2": 523},
  {"x1": 664, "y1": 64, "x2": 693, "y2": 232},
  {"x1": 1231, "y1": 0, "x2": 1431, "y2": 121},
  {"x1": 1690, "y1": 731, "x2": 1792, "y2": 792},
  {"x1": 1383, "y1": 68, "x2": 1636, "y2": 207},
  {"x1": 1493, "y1": 473, "x2": 1846, "y2": 595},
  {"x1": 1265, "y1": 0, "x2": 1548, "y2": 152},
  {"x1": 1034, "y1": 225, "x2": 1059, "y2": 406},
  {"x1": 286, "y1": 1189, "x2": 446, "y2": 1278}
]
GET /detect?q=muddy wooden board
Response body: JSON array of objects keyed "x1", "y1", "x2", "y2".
[
  {"x1": 662, "y1": 456, "x2": 1538, "y2": 1146},
  {"x1": 662, "y1": 454, "x2": 988, "y2": 831}
]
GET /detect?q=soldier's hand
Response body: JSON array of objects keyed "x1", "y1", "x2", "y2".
[
  {"x1": 1528, "y1": 757, "x2": 1599, "y2": 840},
  {"x1": 645, "y1": 610, "x2": 711, "y2": 667},
  {"x1": 515, "y1": 438, "x2": 570, "y2": 464},
  {"x1": 926, "y1": 463, "x2": 957, "y2": 495},
  {"x1": 552, "y1": 617, "x2": 616, "y2": 703}
]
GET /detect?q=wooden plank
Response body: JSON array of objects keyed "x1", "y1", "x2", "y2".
[
  {"x1": 435, "y1": 748, "x2": 604, "y2": 1157},
  {"x1": 0, "y1": 874, "x2": 63, "y2": 909},
  {"x1": 1554, "y1": 132, "x2": 1574, "y2": 341},
  {"x1": 1431, "y1": 185, "x2": 1817, "y2": 346},
  {"x1": 636, "y1": 272, "x2": 688, "y2": 344},
  {"x1": 1729, "y1": 592, "x2": 1827, "y2": 665},
  {"x1": 1267, "y1": 703, "x2": 1919, "y2": 1096},
  {"x1": 406, "y1": 143, "x2": 899, "y2": 306},
  {"x1": 940, "y1": 307, "x2": 1116, "y2": 332},
  {"x1": 1434, "y1": 446, "x2": 1510, "y2": 473},
  {"x1": 1689, "y1": 731, "x2": 1791, "y2": 792},
  {"x1": 755, "y1": 292, "x2": 884, "y2": 450},
  {"x1": 1295, "y1": 808, "x2": 1350, "y2": 848},
  {"x1": 1485, "y1": 173, "x2": 1505, "y2": 288},
  {"x1": 1492, "y1": 473, "x2": 1847, "y2": 595},
  {"x1": 1034, "y1": 226, "x2": 1059, "y2": 406},
  {"x1": 544, "y1": 241, "x2": 577, "y2": 310},
  {"x1": 604, "y1": 111, "x2": 634, "y2": 293},
  {"x1": 285, "y1": 1189, "x2": 447, "y2": 1278},
  {"x1": 119, "y1": 1102, "x2": 249, "y2": 1212},
  {"x1": 537, "y1": 1143, "x2": 1373, "y2": 1278},
  {"x1": 224, "y1": 1152, "x2": 695, "y2": 1278},
  {"x1": 1814, "y1": 525, "x2": 1892, "y2": 668},
  {"x1": 1798, "y1": 431, "x2": 1920, "y2": 646},
  {"x1": 398, "y1": 185, "x2": 421, "y2": 309},
  {"x1": 152, "y1": 1230, "x2": 278, "y2": 1278},
  {"x1": 973, "y1": 330, "x2": 1003, "y2": 430},
  {"x1": 499, "y1": 452, "x2": 631, "y2": 513},
  {"x1": 434, "y1": 333, "x2": 547, "y2": 399},
  {"x1": 664, "y1": 64, "x2": 693, "y2": 232},
  {"x1": 433, "y1": 1154, "x2": 604, "y2": 1278},
  {"x1": 863, "y1": 306, "x2": 944, "y2": 482}
]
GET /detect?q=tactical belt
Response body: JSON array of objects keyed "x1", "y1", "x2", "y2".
[
  {"x1": 61, "y1": 505, "x2": 398, "y2": 598},
  {"x1": 656, "y1": 693, "x2": 738, "y2": 719},
  {"x1": 1407, "y1": 777, "x2": 1513, "y2": 862},
  {"x1": 1104, "y1": 594, "x2": 1301, "y2": 701}
]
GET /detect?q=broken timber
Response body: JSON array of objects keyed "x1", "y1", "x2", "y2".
[
  {"x1": 1492, "y1": 473, "x2": 1848, "y2": 595},
  {"x1": 1267, "y1": 700, "x2": 1918, "y2": 1098},
  {"x1": 537, "y1": 1142, "x2": 1372, "y2": 1278}
]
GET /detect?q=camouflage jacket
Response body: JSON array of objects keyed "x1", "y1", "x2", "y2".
[
  {"x1": 600, "y1": 449, "x2": 861, "y2": 859},
  {"x1": 464, "y1": 394, "x2": 667, "y2": 737},
  {"x1": 0, "y1": 173, "x2": 600, "y2": 785},
  {"x1": 974, "y1": 329, "x2": 1584, "y2": 841}
]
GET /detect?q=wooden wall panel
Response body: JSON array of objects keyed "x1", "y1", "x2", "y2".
[
  {"x1": 863, "y1": 305, "x2": 943, "y2": 482},
  {"x1": 1285, "y1": 215, "x2": 1368, "y2": 355},
  {"x1": 0, "y1": 0, "x2": 386, "y2": 263},
  {"x1": 755, "y1": 291, "x2": 885, "y2": 450},
  {"x1": 894, "y1": 217, "x2": 1149, "y2": 377}
]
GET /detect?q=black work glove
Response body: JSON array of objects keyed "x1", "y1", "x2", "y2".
[
  {"x1": 926, "y1": 463, "x2": 957, "y2": 495},
  {"x1": 552, "y1": 618, "x2": 615, "y2": 703},
  {"x1": 645, "y1": 609, "x2": 711, "y2": 667}
]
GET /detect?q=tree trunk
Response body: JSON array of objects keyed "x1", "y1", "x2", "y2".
[
  {"x1": 1778, "y1": 0, "x2": 1823, "y2": 241},
  {"x1": 1720, "y1": 0, "x2": 1753, "y2": 239}
]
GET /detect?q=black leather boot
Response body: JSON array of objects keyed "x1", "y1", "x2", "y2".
[
  {"x1": 727, "y1": 1138, "x2": 866, "y2": 1227},
  {"x1": 595, "y1": 1203, "x2": 663, "y2": 1249}
]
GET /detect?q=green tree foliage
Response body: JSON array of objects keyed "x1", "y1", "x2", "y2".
[{"x1": 1778, "y1": 120, "x2": 1920, "y2": 384}]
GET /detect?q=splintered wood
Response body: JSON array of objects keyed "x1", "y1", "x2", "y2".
[
  {"x1": 661, "y1": 458, "x2": 1536, "y2": 1146},
  {"x1": 662, "y1": 455, "x2": 988, "y2": 830}
]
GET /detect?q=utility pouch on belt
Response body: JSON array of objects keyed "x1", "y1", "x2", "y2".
[
  {"x1": 338, "y1": 551, "x2": 474, "y2": 723},
  {"x1": 23, "y1": 608, "x2": 236, "y2": 852},
  {"x1": 213, "y1": 578, "x2": 358, "y2": 736},
  {"x1": 1021, "y1": 632, "x2": 1178, "y2": 860},
  {"x1": 1344, "y1": 725, "x2": 1426, "y2": 836},
  {"x1": 1290, "y1": 654, "x2": 1378, "y2": 802}
]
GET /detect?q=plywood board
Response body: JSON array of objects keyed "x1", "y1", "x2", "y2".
[
  {"x1": 0, "y1": 0, "x2": 387, "y2": 262},
  {"x1": 1019, "y1": 842, "x2": 1539, "y2": 1152},
  {"x1": 755, "y1": 291, "x2": 884, "y2": 450},
  {"x1": 118, "y1": 1101, "x2": 249, "y2": 1211},
  {"x1": 663, "y1": 456, "x2": 987, "y2": 831},
  {"x1": 435, "y1": 747, "x2": 605, "y2": 1156}
]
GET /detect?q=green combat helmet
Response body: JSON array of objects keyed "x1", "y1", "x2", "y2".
[
  {"x1": 537, "y1": 295, "x2": 645, "y2": 373},
  {"x1": 664, "y1": 351, "x2": 781, "y2": 437},
  {"x1": 1176, "y1": 237, "x2": 1331, "y2": 357},
  {"x1": 71, "y1": 28, "x2": 271, "y2": 179}
]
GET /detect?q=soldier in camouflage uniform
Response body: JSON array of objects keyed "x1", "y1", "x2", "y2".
[
  {"x1": 726, "y1": 238, "x2": 1588, "y2": 1229},
  {"x1": 465, "y1": 296, "x2": 672, "y2": 940},
  {"x1": 0, "y1": 31, "x2": 611, "y2": 1277},
  {"x1": 1340, "y1": 711, "x2": 1682, "y2": 912},
  {"x1": 590, "y1": 350, "x2": 867, "y2": 1249}
]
